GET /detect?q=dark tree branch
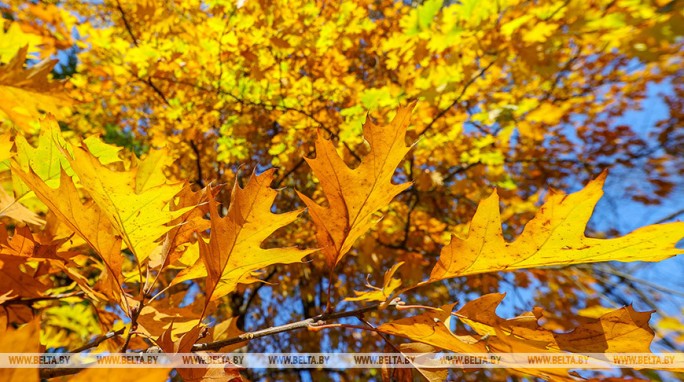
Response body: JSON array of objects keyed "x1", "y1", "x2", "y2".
[
  {"x1": 188, "y1": 140, "x2": 206, "y2": 187},
  {"x1": 418, "y1": 58, "x2": 499, "y2": 137}
]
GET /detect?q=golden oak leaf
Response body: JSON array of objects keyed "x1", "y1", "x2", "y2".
[
  {"x1": 378, "y1": 294, "x2": 658, "y2": 380},
  {"x1": 454, "y1": 293, "x2": 655, "y2": 354},
  {"x1": 198, "y1": 316, "x2": 247, "y2": 353},
  {"x1": 0, "y1": 46, "x2": 71, "y2": 133},
  {"x1": 0, "y1": 186, "x2": 45, "y2": 226},
  {"x1": 0, "y1": 318, "x2": 40, "y2": 382},
  {"x1": 0, "y1": 22, "x2": 43, "y2": 63},
  {"x1": 138, "y1": 293, "x2": 212, "y2": 340},
  {"x1": 346, "y1": 261, "x2": 403, "y2": 302},
  {"x1": 388, "y1": 343, "x2": 447, "y2": 382},
  {"x1": 138, "y1": 304, "x2": 201, "y2": 342},
  {"x1": 148, "y1": 185, "x2": 218, "y2": 270},
  {"x1": 175, "y1": 169, "x2": 314, "y2": 301},
  {"x1": 13, "y1": 169, "x2": 124, "y2": 304},
  {"x1": 11, "y1": 116, "x2": 74, "y2": 198},
  {"x1": 65, "y1": 146, "x2": 189, "y2": 263},
  {"x1": 430, "y1": 172, "x2": 684, "y2": 282},
  {"x1": 377, "y1": 303, "x2": 489, "y2": 358},
  {"x1": 297, "y1": 104, "x2": 414, "y2": 267}
]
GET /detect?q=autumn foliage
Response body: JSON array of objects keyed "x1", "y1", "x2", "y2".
[{"x1": 1, "y1": 0, "x2": 683, "y2": 381}]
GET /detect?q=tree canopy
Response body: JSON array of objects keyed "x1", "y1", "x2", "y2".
[{"x1": 0, "y1": 0, "x2": 683, "y2": 381}]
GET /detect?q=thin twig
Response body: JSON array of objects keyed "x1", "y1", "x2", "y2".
[
  {"x1": 192, "y1": 301, "x2": 395, "y2": 351},
  {"x1": 71, "y1": 327, "x2": 126, "y2": 353},
  {"x1": 1, "y1": 291, "x2": 85, "y2": 307},
  {"x1": 418, "y1": 58, "x2": 499, "y2": 137}
]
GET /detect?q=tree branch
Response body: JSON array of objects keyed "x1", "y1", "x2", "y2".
[
  {"x1": 418, "y1": 58, "x2": 499, "y2": 137},
  {"x1": 1, "y1": 291, "x2": 85, "y2": 307},
  {"x1": 192, "y1": 301, "x2": 394, "y2": 351}
]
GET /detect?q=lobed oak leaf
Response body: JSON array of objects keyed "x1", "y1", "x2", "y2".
[
  {"x1": 429, "y1": 172, "x2": 684, "y2": 283},
  {"x1": 148, "y1": 185, "x2": 219, "y2": 270},
  {"x1": 197, "y1": 316, "x2": 247, "y2": 353},
  {"x1": 12, "y1": 116, "x2": 74, "y2": 198},
  {"x1": 453, "y1": 293, "x2": 655, "y2": 354},
  {"x1": 0, "y1": 46, "x2": 71, "y2": 133},
  {"x1": 137, "y1": 293, "x2": 212, "y2": 341},
  {"x1": 378, "y1": 294, "x2": 660, "y2": 380},
  {"x1": 297, "y1": 104, "x2": 415, "y2": 268},
  {"x1": 174, "y1": 169, "x2": 315, "y2": 302},
  {"x1": 385, "y1": 342, "x2": 447, "y2": 382},
  {"x1": 13, "y1": 168, "x2": 124, "y2": 304},
  {"x1": 64, "y1": 145, "x2": 190, "y2": 264}
]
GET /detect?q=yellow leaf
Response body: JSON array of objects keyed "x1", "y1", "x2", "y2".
[
  {"x1": 378, "y1": 294, "x2": 657, "y2": 381},
  {"x1": 13, "y1": 116, "x2": 74, "y2": 188},
  {"x1": 0, "y1": 47, "x2": 71, "y2": 133},
  {"x1": 429, "y1": 172, "x2": 684, "y2": 282},
  {"x1": 522, "y1": 22, "x2": 558, "y2": 44},
  {"x1": 297, "y1": 104, "x2": 414, "y2": 268},
  {"x1": 12, "y1": 169, "x2": 124, "y2": 304},
  {"x1": 0, "y1": 22, "x2": 43, "y2": 63},
  {"x1": 174, "y1": 169, "x2": 314, "y2": 301},
  {"x1": 0, "y1": 131, "x2": 14, "y2": 162},
  {"x1": 346, "y1": 261, "x2": 403, "y2": 302},
  {"x1": 65, "y1": 146, "x2": 189, "y2": 263}
]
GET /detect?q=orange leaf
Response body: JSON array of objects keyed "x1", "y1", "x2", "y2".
[
  {"x1": 298, "y1": 104, "x2": 414, "y2": 268},
  {"x1": 379, "y1": 294, "x2": 659, "y2": 380},
  {"x1": 13, "y1": 168, "x2": 124, "y2": 304},
  {"x1": 174, "y1": 169, "x2": 314, "y2": 302}
]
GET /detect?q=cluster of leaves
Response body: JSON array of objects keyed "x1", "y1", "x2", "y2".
[{"x1": 1, "y1": 0, "x2": 683, "y2": 381}]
